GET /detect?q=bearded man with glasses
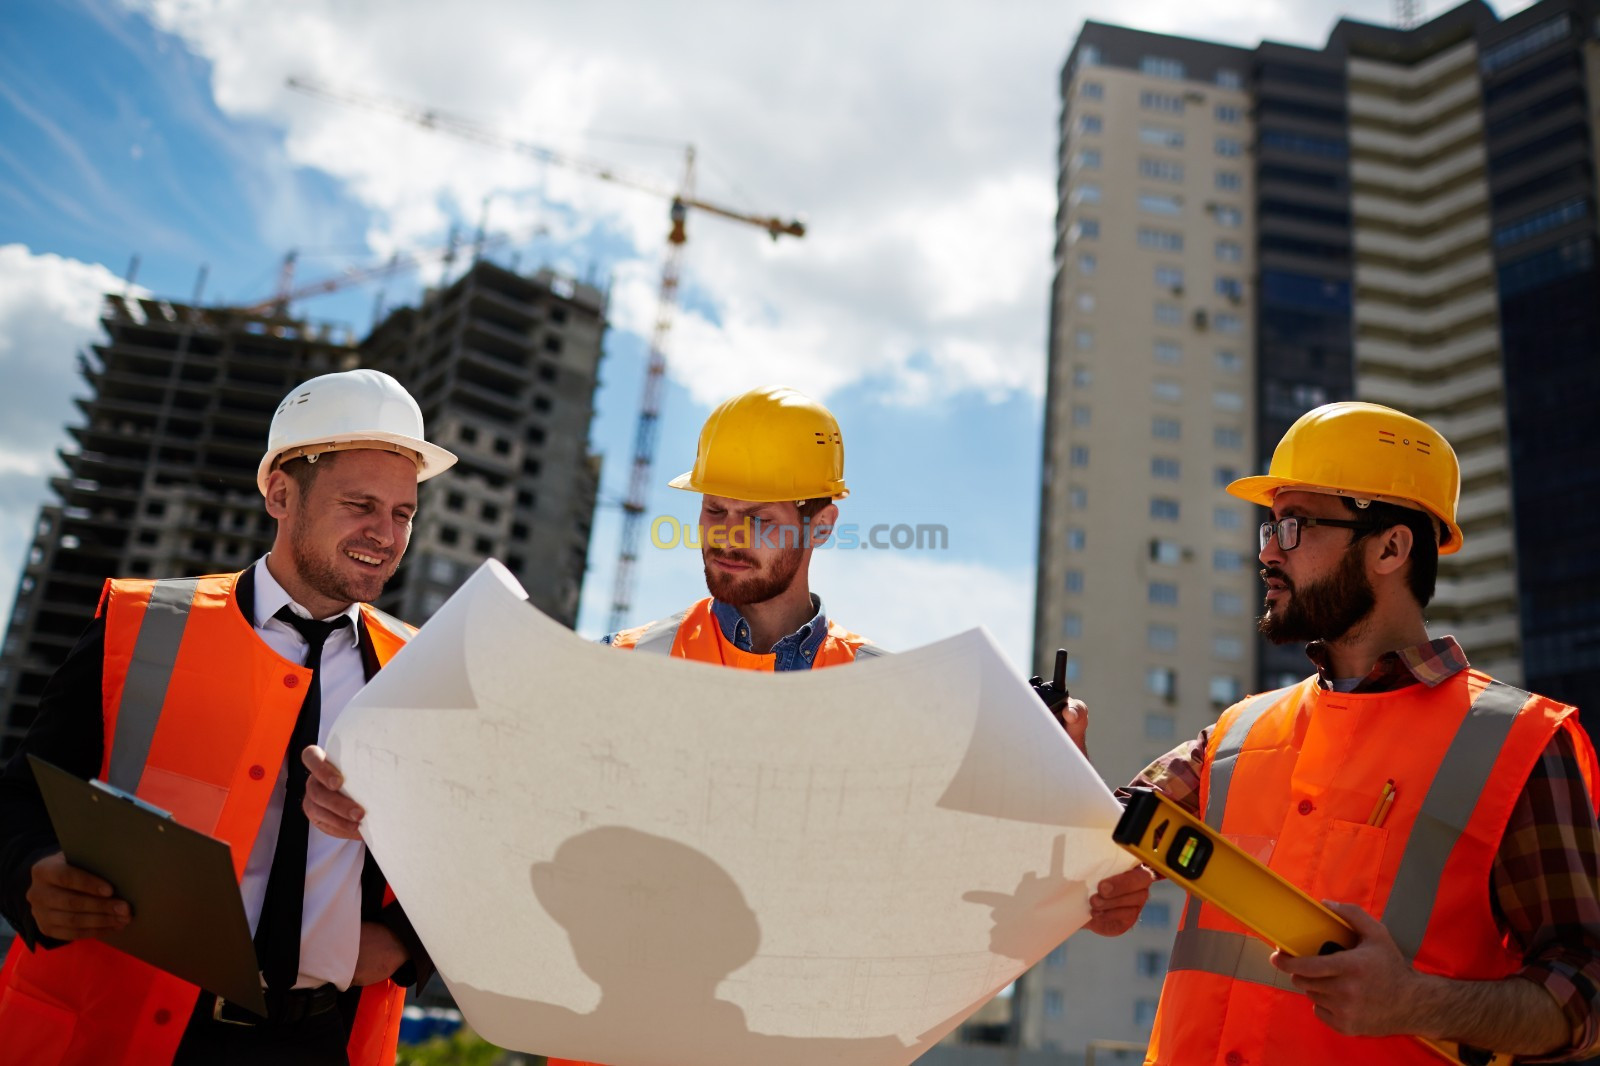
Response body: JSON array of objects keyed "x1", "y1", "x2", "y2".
[{"x1": 1062, "y1": 402, "x2": 1600, "y2": 1065}]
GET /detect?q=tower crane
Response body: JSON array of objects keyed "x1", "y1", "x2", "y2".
[{"x1": 285, "y1": 76, "x2": 807, "y2": 635}]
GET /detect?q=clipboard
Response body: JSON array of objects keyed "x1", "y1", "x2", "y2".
[
  {"x1": 1113, "y1": 787, "x2": 1510, "y2": 1066},
  {"x1": 29, "y1": 756, "x2": 268, "y2": 1017}
]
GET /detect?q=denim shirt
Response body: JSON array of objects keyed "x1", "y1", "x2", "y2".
[{"x1": 710, "y1": 595, "x2": 830, "y2": 671}]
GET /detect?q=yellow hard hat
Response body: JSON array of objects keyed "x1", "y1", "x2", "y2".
[
  {"x1": 1227, "y1": 401, "x2": 1463, "y2": 554},
  {"x1": 669, "y1": 386, "x2": 848, "y2": 502}
]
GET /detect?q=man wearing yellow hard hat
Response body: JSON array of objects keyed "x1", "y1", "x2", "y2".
[
  {"x1": 1068, "y1": 402, "x2": 1600, "y2": 1064},
  {"x1": 598, "y1": 384, "x2": 882, "y2": 667}
]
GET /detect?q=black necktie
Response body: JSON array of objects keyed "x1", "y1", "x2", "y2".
[{"x1": 255, "y1": 607, "x2": 352, "y2": 991}]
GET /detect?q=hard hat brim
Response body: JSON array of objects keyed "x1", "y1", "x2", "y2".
[
  {"x1": 667, "y1": 469, "x2": 848, "y2": 503},
  {"x1": 257, "y1": 432, "x2": 458, "y2": 496},
  {"x1": 1226, "y1": 475, "x2": 1463, "y2": 555}
]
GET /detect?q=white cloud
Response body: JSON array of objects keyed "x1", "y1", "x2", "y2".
[
  {"x1": 127, "y1": 0, "x2": 1474, "y2": 407},
  {"x1": 0, "y1": 245, "x2": 136, "y2": 617}
]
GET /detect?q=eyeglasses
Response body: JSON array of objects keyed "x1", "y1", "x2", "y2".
[{"x1": 1259, "y1": 516, "x2": 1376, "y2": 552}]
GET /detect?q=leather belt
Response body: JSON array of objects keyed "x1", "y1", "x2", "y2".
[{"x1": 204, "y1": 984, "x2": 342, "y2": 1026}]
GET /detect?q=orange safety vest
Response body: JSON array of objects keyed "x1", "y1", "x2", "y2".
[
  {"x1": 1146, "y1": 669, "x2": 1600, "y2": 1066},
  {"x1": 0, "y1": 572, "x2": 416, "y2": 1066},
  {"x1": 548, "y1": 596, "x2": 881, "y2": 1066}
]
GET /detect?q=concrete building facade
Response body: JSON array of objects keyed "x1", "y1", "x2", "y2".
[
  {"x1": 1028, "y1": 0, "x2": 1600, "y2": 1057},
  {"x1": 0, "y1": 259, "x2": 606, "y2": 761}
]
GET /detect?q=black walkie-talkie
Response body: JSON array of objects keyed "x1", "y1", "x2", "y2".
[{"x1": 1029, "y1": 648, "x2": 1070, "y2": 722}]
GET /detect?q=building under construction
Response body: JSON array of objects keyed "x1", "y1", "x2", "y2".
[{"x1": 0, "y1": 258, "x2": 606, "y2": 760}]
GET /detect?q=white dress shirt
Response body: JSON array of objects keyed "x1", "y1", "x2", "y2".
[{"x1": 240, "y1": 555, "x2": 368, "y2": 990}]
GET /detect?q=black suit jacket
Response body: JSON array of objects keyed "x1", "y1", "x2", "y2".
[{"x1": 0, "y1": 567, "x2": 433, "y2": 990}]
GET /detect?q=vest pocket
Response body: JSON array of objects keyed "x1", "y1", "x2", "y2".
[
  {"x1": 0, "y1": 982, "x2": 77, "y2": 1064},
  {"x1": 1310, "y1": 820, "x2": 1388, "y2": 914}
]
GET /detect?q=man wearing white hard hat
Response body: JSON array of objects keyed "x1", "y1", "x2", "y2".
[{"x1": 0, "y1": 369, "x2": 455, "y2": 1065}]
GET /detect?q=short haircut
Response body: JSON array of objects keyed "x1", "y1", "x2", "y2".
[
  {"x1": 280, "y1": 450, "x2": 343, "y2": 498},
  {"x1": 795, "y1": 496, "x2": 833, "y2": 515},
  {"x1": 1342, "y1": 497, "x2": 1439, "y2": 608}
]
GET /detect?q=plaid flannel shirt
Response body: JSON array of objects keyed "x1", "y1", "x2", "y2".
[{"x1": 1125, "y1": 637, "x2": 1600, "y2": 1060}]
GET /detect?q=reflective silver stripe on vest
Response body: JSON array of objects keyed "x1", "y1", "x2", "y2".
[
  {"x1": 631, "y1": 611, "x2": 691, "y2": 655},
  {"x1": 1206, "y1": 688, "x2": 1289, "y2": 829},
  {"x1": 1380, "y1": 679, "x2": 1529, "y2": 960},
  {"x1": 851, "y1": 643, "x2": 887, "y2": 661},
  {"x1": 361, "y1": 605, "x2": 413, "y2": 644},
  {"x1": 107, "y1": 578, "x2": 201, "y2": 792},
  {"x1": 1169, "y1": 927, "x2": 1301, "y2": 993}
]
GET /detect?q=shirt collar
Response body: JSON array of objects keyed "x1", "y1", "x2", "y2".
[
  {"x1": 710, "y1": 595, "x2": 829, "y2": 657},
  {"x1": 251, "y1": 555, "x2": 363, "y2": 647},
  {"x1": 1304, "y1": 635, "x2": 1469, "y2": 692}
]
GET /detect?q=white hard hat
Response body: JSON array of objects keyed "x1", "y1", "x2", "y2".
[{"x1": 256, "y1": 369, "x2": 457, "y2": 496}]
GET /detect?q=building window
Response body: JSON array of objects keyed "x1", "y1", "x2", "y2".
[
  {"x1": 1493, "y1": 197, "x2": 1587, "y2": 248},
  {"x1": 1078, "y1": 252, "x2": 1098, "y2": 275},
  {"x1": 1148, "y1": 624, "x2": 1178, "y2": 652},
  {"x1": 1137, "y1": 950, "x2": 1167, "y2": 978},
  {"x1": 1140, "y1": 157, "x2": 1184, "y2": 182},
  {"x1": 1154, "y1": 303, "x2": 1183, "y2": 326},
  {"x1": 1215, "y1": 349, "x2": 1242, "y2": 373},
  {"x1": 1140, "y1": 90, "x2": 1185, "y2": 113},
  {"x1": 1081, "y1": 80, "x2": 1105, "y2": 99},
  {"x1": 1210, "y1": 675, "x2": 1243, "y2": 705},
  {"x1": 1140, "y1": 124, "x2": 1185, "y2": 149},
  {"x1": 1075, "y1": 329, "x2": 1094, "y2": 350},
  {"x1": 1140, "y1": 193, "x2": 1183, "y2": 216},
  {"x1": 1214, "y1": 634, "x2": 1244, "y2": 660},
  {"x1": 1080, "y1": 114, "x2": 1103, "y2": 134},
  {"x1": 1214, "y1": 389, "x2": 1244, "y2": 412},
  {"x1": 1216, "y1": 240, "x2": 1243, "y2": 262},
  {"x1": 1214, "y1": 312, "x2": 1243, "y2": 334},
  {"x1": 1146, "y1": 665, "x2": 1177, "y2": 698},
  {"x1": 1080, "y1": 44, "x2": 1101, "y2": 66},
  {"x1": 1141, "y1": 55, "x2": 1186, "y2": 80},
  {"x1": 1063, "y1": 613, "x2": 1083, "y2": 638},
  {"x1": 1213, "y1": 591, "x2": 1244, "y2": 616},
  {"x1": 1068, "y1": 486, "x2": 1088, "y2": 509},
  {"x1": 1216, "y1": 171, "x2": 1243, "y2": 192},
  {"x1": 1073, "y1": 183, "x2": 1103, "y2": 205},
  {"x1": 1216, "y1": 68, "x2": 1243, "y2": 88},
  {"x1": 1480, "y1": 15, "x2": 1570, "y2": 74},
  {"x1": 1076, "y1": 148, "x2": 1102, "y2": 170},
  {"x1": 1153, "y1": 417, "x2": 1181, "y2": 440},
  {"x1": 1139, "y1": 228, "x2": 1184, "y2": 251},
  {"x1": 1150, "y1": 539, "x2": 1183, "y2": 565},
  {"x1": 1046, "y1": 945, "x2": 1068, "y2": 968},
  {"x1": 1215, "y1": 426, "x2": 1244, "y2": 448},
  {"x1": 1155, "y1": 265, "x2": 1184, "y2": 291},
  {"x1": 1073, "y1": 218, "x2": 1100, "y2": 241},
  {"x1": 1212, "y1": 465, "x2": 1239, "y2": 488},
  {"x1": 1070, "y1": 445, "x2": 1090, "y2": 467},
  {"x1": 1213, "y1": 205, "x2": 1243, "y2": 228},
  {"x1": 1067, "y1": 527, "x2": 1087, "y2": 551},
  {"x1": 1155, "y1": 340, "x2": 1183, "y2": 364},
  {"x1": 1213, "y1": 548, "x2": 1246, "y2": 570},
  {"x1": 1214, "y1": 506, "x2": 1241, "y2": 530},
  {"x1": 1077, "y1": 292, "x2": 1096, "y2": 312},
  {"x1": 1151, "y1": 456, "x2": 1181, "y2": 480},
  {"x1": 1215, "y1": 137, "x2": 1244, "y2": 157},
  {"x1": 1066, "y1": 570, "x2": 1085, "y2": 593},
  {"x1": 1151, "y1": 497, "x2": 1181, "y2": 521},
  {"x1": 1136, "y1": 999, "x2": 1160, "y2": 1028},
  {"x1": 1215, "y1": 104, "x2": 1242, "y2": 123},
  {"x1": 1152, "y1": 380, "x2": 1182, "y2": 402},
  {"x1": 1145, "y1": 711, "x2": 1176, "y2": 740},
  {"x1": 1215, "y1": 277, "x2": 1243, "y2": 301},
  {"x1": 1072, "y1": 365, "x2": 1093, "y2": 387},
  {"x1": 1071, "y1": 404, "x2": 1092, "y2": 427},
  {"x1": 1145, "y1": 901, "x2": 1173, "y2": 926},
  {"x1": 1148, "y1": 582, "x2": 1179, "y2": 607},
  {"x1": 1045, "y1": 990, "x2": 1065, "y2": 1019}
]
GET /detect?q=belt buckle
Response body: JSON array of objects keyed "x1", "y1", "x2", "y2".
[{"x1": 211, "y1": 995, "x2": 258, "y2": 1027}]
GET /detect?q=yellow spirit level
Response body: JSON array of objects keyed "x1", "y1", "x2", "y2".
[{"x1": 1113, "y1": 788, "x2": 1510, "y2": 1066}]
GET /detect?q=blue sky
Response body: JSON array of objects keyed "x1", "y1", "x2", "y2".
[{"x1": 0, "y1": 0, "x2": 1503, "y2": 667}]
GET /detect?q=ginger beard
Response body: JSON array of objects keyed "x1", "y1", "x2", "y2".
[
  {"x1": 1259, "y1": 540, "x2": 1376, "y2": 645},
  {"x1": 702, "y1": 544, "x2": 803, "y2": 607}
]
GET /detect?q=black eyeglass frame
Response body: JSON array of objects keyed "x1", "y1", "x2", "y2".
[{"x1": 1258, "y1": 515, "x2": 1378, "y2": 552}]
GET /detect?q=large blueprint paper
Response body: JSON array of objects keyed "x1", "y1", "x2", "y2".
[{"x1": 329, "y1": 561, "x2": 1133, "y2": 1065}]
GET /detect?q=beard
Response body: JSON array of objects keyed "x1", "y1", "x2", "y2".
[
  {"x1": 702, "y1": 548, "x2": 802, "y2": 607},
  {"x1": 289, "y1": 521, "x2": 396, "y2": 608},
  {"x1": 1259, "y1": 543, "x2": 1376, "y2": 645}
]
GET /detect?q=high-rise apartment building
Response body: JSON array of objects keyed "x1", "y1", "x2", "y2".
[
  {"x1": 1029, "y1": 0, "x2": 1600, "y2": 1055},
  {"x1": 0, "y1": 259, "x2": 606, "y2": 760}
]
